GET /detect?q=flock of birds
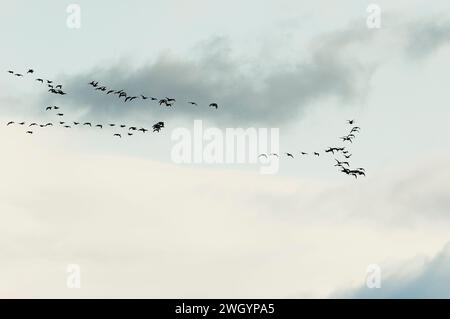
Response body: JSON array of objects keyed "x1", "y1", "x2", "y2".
[
  {"x1": 5, "y1": 68, "x2": 166, "y2": 138},
  {"x1": 258, "y1": 119, "x2": 366, "y2": 178},
  {"x1": 7, "y1": 68, "x2": 67, "y2": 95},
  {"x1": 88, "y1": 81, "x2": 219, "y2": 109},
  {"x1": 5, "y1": 68, "x2": 366, "y2": 178}
]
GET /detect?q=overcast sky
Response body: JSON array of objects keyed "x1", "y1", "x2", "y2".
[{"x1": 0, "y1": 0, "x2": 450, "y2": 298}]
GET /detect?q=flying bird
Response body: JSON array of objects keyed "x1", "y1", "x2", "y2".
[
  {"x1": 209, "y1": 103, "x2": 218, "y2": 109},
  {"x1": 314, "y1": 152, "x2": 320, "y2": 156},
  {"x1": 334, "y1": 159, "x2": 350, "y2": 167},
  {"x1": 270, "y1": 153, "x2": 279, "y2": 157},
  {"x1": 113, "y1": 134, "x2": 122, "y2": 138},
  {"x1": 27, "y1": 69, "x2": 34, "y2": 74},
  {"x1": 340, "y1": 136, "x2": 353, "y2": 143},
  {"x1": 285, "y1": 153, "x2": 294, "y2": 158}
]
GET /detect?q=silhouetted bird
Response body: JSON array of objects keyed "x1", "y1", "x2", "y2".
[{"x1": 209, "y1": 103, "x2": 218, "y2": 109}]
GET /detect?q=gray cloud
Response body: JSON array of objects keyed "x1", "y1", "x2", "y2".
[
  {"x1": 335, "y1": 242, "x2": 450, "y2": 298},
  {"x1": 35, "y1": 16, "x2": 450, "y2": 127},
  {"x1": 406, "y1": 17, "x2": 450, "y2": 58},
  {"x1": 40, "y1": 32, "x2": 375, "y2": 127}
]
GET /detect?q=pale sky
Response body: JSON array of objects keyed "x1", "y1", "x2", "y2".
[{"x1": 0, "y1": 0, "x2": 450, "y2": 298}]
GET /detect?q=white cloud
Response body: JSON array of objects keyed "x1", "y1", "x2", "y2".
[{"x1": 0, "y1": 126, "x2": 449, "y2": 298}]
